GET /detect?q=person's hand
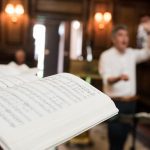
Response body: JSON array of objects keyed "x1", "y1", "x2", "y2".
[
  {"x1": 142, "y1": 20, "x2": 150, "y2": 33},
  {"x1": 121, "y1": 96, "x2": 140, "y2": 102},
  {"x1": 108, "y1": 74, "x2": 129, "y2": 84},
  {"x1": 120, "y1": 74, "x2": 129, "y2": 81}
]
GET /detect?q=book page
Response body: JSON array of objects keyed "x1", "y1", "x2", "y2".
[
  {"x1": 0, "y1": 73, "x2": 118, "y2": 150},
  {"x1": 0, "y1": 73, "x2": 100, "y2": 128},
  {"x1": 0, "y1": 65, "x2": 20, "y2": 77},
  {"x1": 0, "y1": 74, "x2": 38, "y2": 89}
]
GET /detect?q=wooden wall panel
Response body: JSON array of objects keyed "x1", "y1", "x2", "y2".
[
  {"x1": 0, "y1": 0, "x2": 31, "y2": 64},
  {"x1": 44, "y1": 22, "x2": 60, "y2": 76},
  {"x1": 36, "y1": 0, "x2": 82, "y2": 15},
  {"x1": 5, "y1": 18, "x2": 24, "y2": 45},
  {"x1": 0, "y1": 0, "x2": 3, "y2": 44},
  {"x1": 87, "y1": 1, "x2": 113, "y2": 59},
  {"x1": 30, "y1": 0, "x2": 86, "y2": 20}
]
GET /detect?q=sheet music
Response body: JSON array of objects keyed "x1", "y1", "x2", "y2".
[
  {"x1": 0, "y1": 74, "x2": 38, "y2": 88},
  {"x1": 0, "y1": 73, "x2": 118, "y2": 150},
  {"x1": 0, "y1": 66, "x2": 20, "y2": 77},
  {"x1": 0, "y1": 74, "x2": 98, "y2": 128}
]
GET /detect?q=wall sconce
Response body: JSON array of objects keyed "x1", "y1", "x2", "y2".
[
  {"x1": 5, "y1": 3, "x2": 24, "y2": 23},
  {"x1": 94, "y1": 12, "x2": 112, "y2": 29}
]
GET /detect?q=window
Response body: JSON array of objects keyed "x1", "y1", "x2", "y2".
[
  {"x1": 70, "y1": 20, "x2": 83, "y2": 60},
  {"x1": 33, "y1": 24, "x2": 46, "y2": 77}
]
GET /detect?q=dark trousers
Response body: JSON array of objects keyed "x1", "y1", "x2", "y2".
[{"x1": 108, "y1": 101, "x2": 136, "y2": 150}]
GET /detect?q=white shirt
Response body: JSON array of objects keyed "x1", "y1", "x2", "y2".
[
  {"x1": 99, "y1": 47, "x2": 150, "y2": 98},
  {"x1": 8, "y1": 61, "x2": 29, "y2": 72}
]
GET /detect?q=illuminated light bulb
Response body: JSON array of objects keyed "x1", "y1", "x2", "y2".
[
  {"x1": 5, "y1": 4, "x2": 15, "y2": 15},
  {"x1": 15, "y1": 4, "x2": 24, "y2": 15},
  {"x1": 72, "y1": 20, "x2": 80, "y2": 30},
  {"x1": 94, "y1": 12, "x2": 103, "y2": 22},
  {"x1": 104, "y1": 12, "x2": 112, "y2": 22},
  {"x1": 99, "y1": 23, "x2": 105, "y2": 29}
]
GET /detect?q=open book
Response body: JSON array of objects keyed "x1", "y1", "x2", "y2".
[
  {"x1": 0, "y1": 73, "x2": 118, "y2": 150},
  {"x1": 0, "y1": 74, "x2": 38, "y2": 89}
]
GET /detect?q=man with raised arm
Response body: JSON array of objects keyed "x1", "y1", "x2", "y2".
[{"x1": 99, "y1": 24, "x2": 150, "y2": 150}]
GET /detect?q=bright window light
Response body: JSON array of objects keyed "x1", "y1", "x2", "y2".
[
  {"x1": 72, "y1": 20, "x2": 81, "y2": 30},
  {"x1": 70, "y1": 20, "x2": 83, "y2": 60},
  {"x1": 33, "y1": 24, "x2": 46, "y2": 77}
]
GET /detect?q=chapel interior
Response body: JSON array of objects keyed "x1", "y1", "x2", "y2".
[{"x1": 0, "y1": 0, "x2": 150, "y2": 150}]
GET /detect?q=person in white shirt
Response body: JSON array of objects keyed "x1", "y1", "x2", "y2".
[
  {"x1": 15, "y1": 49, "x2": 26, "y2": 65},
  {"x1": 8, "y1": 49, "x2": 30, "y2": 73},
  {"x1": 99, "y1": 25, "x2": 150, "y2": 150}
]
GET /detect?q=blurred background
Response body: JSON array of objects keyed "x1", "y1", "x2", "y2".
[{"x1": 0, "y1": 0, "x2": 150, "y2": 150}]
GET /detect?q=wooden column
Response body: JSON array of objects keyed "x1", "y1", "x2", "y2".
[{"x1": 44, "y1": 22, "x2": 60, "y2": 77}]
